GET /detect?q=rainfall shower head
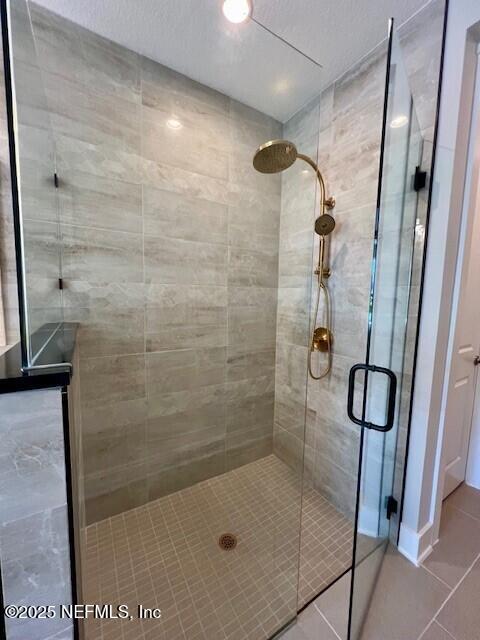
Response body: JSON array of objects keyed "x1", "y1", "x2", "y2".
[
  {"x1": 253, "y1": 139, "x2": 298, "y2": 174},
  {"x1": 253, "y1": 139, "x2": 336, "y2": 214}
]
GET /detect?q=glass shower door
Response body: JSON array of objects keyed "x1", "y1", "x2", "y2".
[{"x1": 347, "y1": 21, "x2": 424, "y2": 640}]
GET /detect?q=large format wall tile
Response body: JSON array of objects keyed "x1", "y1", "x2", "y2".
[
  {"x1": 146, "y1": 448, "x2": 226, "y2": 502},
  {"x1": 80, "y1": 396, "x2": 147, "y2": 438},
  {"x1": 144, "y1": 236, "x2": 228, "y2": 286},
  {"x1": 229, "y1": 143, "x2": 281, "y2": 195},
  {"x1": 141, "y1": 56, "x2": 230, "y2": 117},
  {"x1": 226, "y1": 345, "x2": 275, "y2": 382},
  {"x1": 29, "y1": 3, "x2": 86, "y2": 85},
  {"x1": 145, "y1": 283, "x2": 227, "y2": 352},
  {"x1": 143, "y1": 185, "x2": 228, "y2": 245},
  {"x1": 142, "y1": 156, "x2": 230, "y2": 204},
  {"x1": 59, "y1": 170, "x2": 143, "y2": 233},
  {"x1": 276, "y1": 286, "x2": 311, "y2": 347},
  {"x1": 229, "y1": 99, "x2": 281, "y2": 147},
  {"x1": 79, "y1": 354, "x2": 146, "y2": 408},
  {"x1": 56, "y1": 133, "x2": 143, "y2": 185},
  {"x1": 82, "y1": 423, "x2": 146, "y2": 477},
  {"x1": 62, "y1": 225, "x2": 143, "y2": 284},
  {"x1": 84, "y1": 468, "x2": 147, "y2": 523},
  {"x1": 78, "y1": 26, "x2": 141, "y2": 104},
  {"x1": 228, "y1": 245, "x2": 278, "y2": 288},
  {"x1": 63, "y1": 281, "x2": 145, "y2": 358},
  {"x1": 227, "y1": 286, "x2": 277, "y2": 348},
  {"x1": 146, "y1": 384, "x2": 226, "y2": 440},
  {"x1": 146, "y1": 347, "x2": 226, "y2": 394},
  {"x1": 44, "y1": 71, "x2": 141, "y2": 155},
  {"x1": 23, "y1": 219, "x2": 61, "y2": 279},
  {"x1": 142, "y1": 105, "x2": 229, "y2": 182},
  {"x1": 145, "y1": 421, "x2": 225, "y2": 472},
  {"x1": 228, "y1": 200, "x2": 280, "y2": 253}
]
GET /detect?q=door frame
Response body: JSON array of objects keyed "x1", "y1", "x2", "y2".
[
  {"x1": 399, "y1": 0, "x2": 480, "y2": 565},
  {"x1": 429, "y1": 15, "x2": 480, "y2": 548},
  {"x1": 463, "y1": 56, "x2": 480, "y2": 490},
  {"x1": 436, "y1": 43, "x2": 480, "y2": 502}
]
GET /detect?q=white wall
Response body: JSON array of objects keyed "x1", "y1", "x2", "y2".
[{"x1": 399, "y1": 0, "x2": 480, "y2": 565}]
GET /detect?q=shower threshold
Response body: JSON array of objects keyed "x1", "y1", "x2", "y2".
[{"x1": 84, "y1": 455, "x2": 353, "y2": 640}]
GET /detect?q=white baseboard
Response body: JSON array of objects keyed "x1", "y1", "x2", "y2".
[
  {"x1": 465, "y1": 477, "x2": 480, "y2": 490},
  {"x1": 398, "y1": 521, "x2": 435, "y2": 566}
]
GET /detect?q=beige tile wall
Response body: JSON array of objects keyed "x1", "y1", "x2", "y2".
[
  {"x1": 5, "y1": 0, "x2": 445, "y2": 528},
  {"x1": 27, "y1": 3, "x2": 281, "y2": 523},
  {"x1": 273, "y1": 37, "x2": 389, "y2": 517}
]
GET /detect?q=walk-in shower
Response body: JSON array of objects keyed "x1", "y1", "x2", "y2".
[
  {"x1": 0, "y1": 0, "x2": 447, "y2": 639},
  {"x1": 253, "y1": 139, "x2": 335, "y2": 379}
]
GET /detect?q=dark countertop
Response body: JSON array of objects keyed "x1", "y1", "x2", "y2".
[{"x1": 0, "y1": 323, "x2": 77, "y2": 394}]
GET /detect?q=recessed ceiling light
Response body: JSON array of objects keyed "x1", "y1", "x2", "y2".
[
  {"x1": 222, "y1": 0, "x2": 252, "y2": 24},
  {"x1": 166, "y1": 118, "x2": 183, "y2": 130},
  {"x1": 390, "y1": 115, "x2": 409, "y2": 129},
  {"x1": 273, "y1": 78, "x2": 290, "y2": 94}
]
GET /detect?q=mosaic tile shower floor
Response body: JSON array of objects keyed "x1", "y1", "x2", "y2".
[{"x1": 83, "y1": 455, "x2": 354, "y2": 640}]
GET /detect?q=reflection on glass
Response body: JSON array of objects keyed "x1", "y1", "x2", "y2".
[{"x1": 8, "y1": 0, "x2": 63, "y2": 366}]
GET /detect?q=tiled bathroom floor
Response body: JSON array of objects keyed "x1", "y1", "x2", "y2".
[
  {"x1": 285, "y1": 482, "x2": 480, "y2": 640},
  {"x1": 83, "y1": 454, "x2": 354, "y2": 640}
]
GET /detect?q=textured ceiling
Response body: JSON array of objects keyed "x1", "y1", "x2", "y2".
[{"x1": 32, "y1": 0, "x2": 429, "y2": 122}]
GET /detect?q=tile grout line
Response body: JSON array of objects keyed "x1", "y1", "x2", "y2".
[
  {"x1": 314, "y1": 605, "x2": 343, "y2": 640},
  {"x1": 435, "y1": 619, "x2": 459, "y2": 640},
  {"x1": 420, "y1": 563, "x2": 453, "y2": 589},
  {"x1": 140, "y1": 59, "x2": 149, "y2": 464},
  {"x1": 416, "y1": 549, "x2": 480, "y2": 640},
  {"x1": 418, "y1": 619, "x2": 457, "y2": 640},
  {"x1": 417, "y1": 621, "x2": 434, "y2": 640},
  {"x1": 446, "y1": 501, "x2": 480, "y2": 524}
]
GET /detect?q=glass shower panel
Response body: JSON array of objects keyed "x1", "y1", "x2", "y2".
[
  {"x1": 5, "y1": 0, "x2": 63, "y2": 366},
  {"x1": 348, "y1": 24, "x2": 424, "y2": 640}
]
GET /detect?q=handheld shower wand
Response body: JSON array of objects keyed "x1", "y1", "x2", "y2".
[
  {"x1": 253, "y1": 139, "x2": 336, "y2": 380},
  {"x1": 309, "y1": 217, "x2": 335, "y2": 379}
]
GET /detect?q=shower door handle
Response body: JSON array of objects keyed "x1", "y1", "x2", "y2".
[{"x1": 347, "y1": 364, "x2": 397, "y2": 432}]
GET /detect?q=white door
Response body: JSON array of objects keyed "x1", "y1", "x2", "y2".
[
  {"x1": 441, "y1": 51, "x2": 480, "y2": 499},
  {"x1": 466, "y1": 373, "x2": 480, "y2": 488}
]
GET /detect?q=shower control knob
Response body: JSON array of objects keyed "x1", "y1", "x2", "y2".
[
  {"x1": 474, "y1": 355, "x2": 480, "y2": 366},
  {"x1": 325, "y1": 196, "x2": 336, "y2": 210}
]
